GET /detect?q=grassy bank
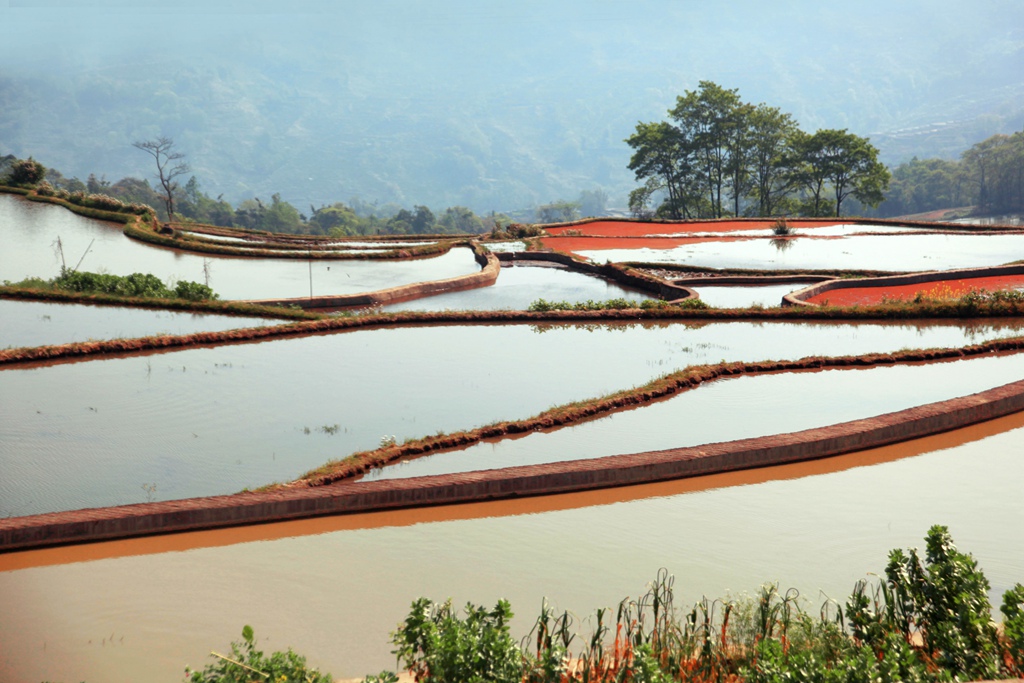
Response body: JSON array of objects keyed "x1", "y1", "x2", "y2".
[{"x1": 0, "y1": 284, "x2": 317, "y2": 321}]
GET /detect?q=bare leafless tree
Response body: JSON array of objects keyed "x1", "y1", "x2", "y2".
[{"x1": 132, "y1": 136, "x2": 189, "y2": 222}]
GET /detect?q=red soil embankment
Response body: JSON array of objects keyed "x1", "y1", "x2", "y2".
[
  {"x1": 545, "y1": 219, "x2": 843, "y2": 237},
  {"x1": 805, "y1": 274, "x2": 1024, "y2": 306}
]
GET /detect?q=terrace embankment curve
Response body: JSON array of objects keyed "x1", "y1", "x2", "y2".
[
  {"x1": 783, "y1": 264, "x2": 1024, "y2": 307},
  {"x1": 243, "y1": 247, "x2": 501, "y2": 309},
  {"x1": 5, "y1": 370, "x2": 1024, "y2": 552},
  {"x1": 496, "y1": 251, "x2": 697, "y2": 301}
]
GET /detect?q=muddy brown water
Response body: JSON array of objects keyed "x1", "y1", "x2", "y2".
[
  {"x1": 575, "y1": 233, "x2": 1024, "y2": 270},
  {"x1": 0, "y1": 299, "x2": 283, "y2": 349},
  {"x1": 1, "y1": 412, "x2": 1022, "y2": 683},
  {"x1": 5, "y1": 319, "x2": 1024, "y2": 517},
  {"x1": 0, "y1": 194, "x2": 480, "y2": 300}
]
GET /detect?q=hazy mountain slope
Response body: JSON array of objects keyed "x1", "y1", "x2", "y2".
[{"x1": 1, "y1": 0, "x2": 1022, "y2": 212}]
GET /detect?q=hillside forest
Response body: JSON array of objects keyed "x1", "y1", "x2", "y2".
[{"x1": 2, "y1": 82, "x2": 1022, "y2": 236}]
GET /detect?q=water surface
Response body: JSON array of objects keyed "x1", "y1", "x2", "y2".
[
  {"x1": 577, "y1": 233, "x2": 1024, "y2": 270},
  {"x1": 2, "y1": 413, "x2": 1022, "y2": 683},
  {"x1": 371, "y1": 354, "x2": 1024, "y2": 479},
  {"x1": 690, "y1": 282, "x2": 814, "y2": 308},
  {"x1": 2, "y1": 319, "x2": 1023, "y2": 516},
  {"x1": 0, "y1": 194, "x2": 480, "y2": 300},
  {"x1": 382, "y1": 264, "x2": 652, "y2": 312},
  {"x1": 0, "y1": 299, "x2": 281, "y2": 349}
]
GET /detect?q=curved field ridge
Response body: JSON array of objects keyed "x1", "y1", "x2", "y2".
[
  {"x1": 126, "y1": 219, "x2": 460, "y2": 261},
  {"x1": 540, "y1": 215, "x2": 1024, "y2": 237},
  {"x1": 244, "y1": 248, "x2": 500, "y2": 309},
  {"x1": 495, "y1": 251, "x2": 695, "y2": 300},
  {"x1": 7, "y1": 305, "x2": 1024, "y2": 368},
  {"x1": 4, "y1": 344, "x2": 1024, "y2": 552},
  {"x1": 785, "y1": 264, "x2": 1024, "y2": 307}
]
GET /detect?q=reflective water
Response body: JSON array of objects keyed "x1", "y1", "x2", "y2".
[
  {"x1": 2, "y1": 412, "x2": 1023, "y2": 683},
  {"x1": 3, "y1": 319, "x2": 1024, "y2": 516},
  {"x1": 576, "y1": 233, "x2": 1024, "y2": 270},
  {"x1": 690, "y1": 282, "x2": 815, "y2": 308},
  {"x1": 0, "y1": 194, "x2": 481, "y2": 300},
  {"x1": 371, "y1": 354, "x2": 1024, "y2": 479},
  {"x1": 645, "y1": 223, "x2": 927, "y2": 238},
  {"x1": 381, "y1": 264, "x2": 653, "y2": 312},
  {"x1": 0, "y1": 299, "x2": 281, "y2": 349}
]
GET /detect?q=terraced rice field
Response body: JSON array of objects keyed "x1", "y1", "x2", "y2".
[{"x1": 3, "y1": 205, "x2": 1024, "y2": 683}]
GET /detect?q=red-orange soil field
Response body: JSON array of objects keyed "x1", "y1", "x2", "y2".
[
  {"x1": 805, "y1": 274, "x2": 1024, "y2": 306},
  {"x1": 545, "y1": 219, "x2": 844, "y2": 237}
]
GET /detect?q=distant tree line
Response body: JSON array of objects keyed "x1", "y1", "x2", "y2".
[
  {"x1": 626, "y1": 81, "x2": 890, "y2": 219},
  {"x1": 874, "y1": 131, "x2": 1024, "y2": 218},
  {"x1": 0, "y1": 152, "x2": 509, "y2": 236}
]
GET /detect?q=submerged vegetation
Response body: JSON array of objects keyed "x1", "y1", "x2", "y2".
[{"x1": 188, "y1": 527, "x2": 1024, "y2": 683}]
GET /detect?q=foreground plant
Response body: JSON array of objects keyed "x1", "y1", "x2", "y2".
[
  {"x1": 192, "y1": 527, "x2": 1022, "y2": 682},
  {"x1": 185, "y1": 624, "x2": 332, "y2": 682},
  {"x1": 385, "y1": 527, "x2": 1022, "y2": 683}
]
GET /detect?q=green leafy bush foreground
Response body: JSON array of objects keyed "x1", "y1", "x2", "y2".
[
  {"x1": 188, "y1": 526, "x2": 1024, "y2": 682},
  {"x1": 8, "y1": 268, "x2": 218, "y2": 301}
]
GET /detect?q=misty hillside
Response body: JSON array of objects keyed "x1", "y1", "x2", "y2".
[{"x1": 2, "y1": 0, "x2": 1023, "y2": 213}]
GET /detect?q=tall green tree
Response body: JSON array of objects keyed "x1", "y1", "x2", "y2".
[
  {"x1": 747, "y1": 104, "x2": 799, "y2": 216},
  {"x1": 669, "y1": 81, "x2": 745, "y2": 218},
  {"x1": 792, "y1": 128, "x2": 889, "y2": 217}
]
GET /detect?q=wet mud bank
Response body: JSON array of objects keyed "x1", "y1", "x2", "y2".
[{"x1": 5, "y1": 345, "x2": 1024, "y2": 552}]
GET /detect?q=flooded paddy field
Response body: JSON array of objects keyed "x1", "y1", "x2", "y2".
[
  {"x1": 804, "y1": 272, "x2": 1024, "y2": 306},
  {"x1": 6, "y1": 197, "x2": 1024, "y2": 683},
  {"x1": 381, "y1": 264, "x2": 653, "y2": 312},
  {"x1": 2, "y1": 412, "x2": 1022, "y2": 683},
  {"x1": 689, "y1": 282, "x2": 817, "y2": 308},
  {"x1": 0, "y1": 299, "x2": 282, "y2": 349},
  {"x1": 3, "y1": 318, "x2": 1024, "y2": 516},
  {"x1": 545, "y1": 219, "x2": 929, "y2": 238},
  {"x1": 0, "y1": 194, "x2": 480, "y2": 300},
  {"x1": 370, "y1": 352, "x2": 1024, "y2": 479},
  {"x1": 564, "y1": 233, "x2": 1024, "y2": 271}
]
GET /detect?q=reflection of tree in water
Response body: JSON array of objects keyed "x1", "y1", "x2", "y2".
[{"x1": 770, "y1": 237, "x2": 795, "y2": 252}]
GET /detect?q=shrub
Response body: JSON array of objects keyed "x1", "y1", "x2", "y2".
[
  {"x1": 185, "y1": 624, "x2": 332, "y2": 683},
  {"x1": 390, "y1": 598, "x2": 523, "y2": 683},
  {"x1": 50, "y1": 268, "x2": 218, "y2": 301},
  {"x1": 7, "y1": 157, "x2": 46, "y2": 186},
  {"x1": 771, "y1": 217, "x2": 792, "y2": 236},
  {"x1": 174, "y1": 280, "x2": 219, "y2": 301},
  {"x1": 1001, "y1": 583, "x2": 1024, "y2": 675},
  {"x1": 883, "y1": 524, "x2": 1000, "y2": 680}
]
